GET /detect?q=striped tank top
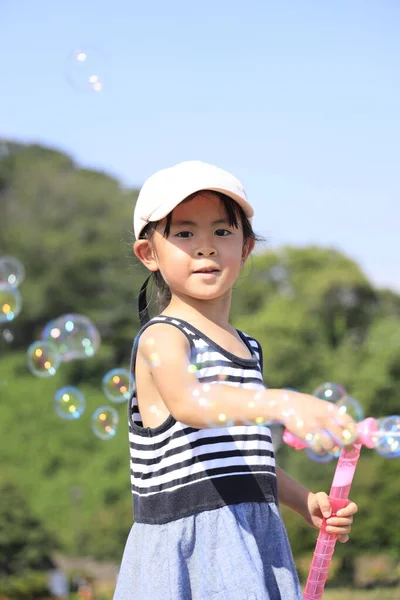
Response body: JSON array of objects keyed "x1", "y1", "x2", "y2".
[{"x1": 128, "y1": 316, "x2": 277, "y2": 524}]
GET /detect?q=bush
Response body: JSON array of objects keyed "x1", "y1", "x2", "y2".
[
  {"x1": 353, "y1": 554, "x2": 400, "y2": 588},
  {"x1": 0, "y1": 571, "x2": 51, "y2": 600}
]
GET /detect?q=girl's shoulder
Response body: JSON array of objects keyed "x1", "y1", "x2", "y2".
[{"x1": 133, "y1": 315, "x2": 263, "y2": 373}]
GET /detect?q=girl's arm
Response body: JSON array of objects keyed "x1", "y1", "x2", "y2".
[
  {"x1": 276, "y1": 465, "x2": 311, "y2": 519},
  {"x1": 276, "y1": 465, "x2": 357, "y2": 541},
  {"x1": 138, "y1": 323, "x2": 354, "y2": 446}
]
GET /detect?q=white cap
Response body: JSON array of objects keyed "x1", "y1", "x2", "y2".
[{"x1": 133, "y1": 160, "x2": 254, "y2": 239}]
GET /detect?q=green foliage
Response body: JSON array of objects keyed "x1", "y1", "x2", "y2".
[
  {"x1": 0, "y1": 570, "x2": 51, "y2": 600},
  {"x1": 0, "y1": 352, "x2": 133, "y2": 561},
  {"x1": 1, "y1": 139, "x2": 400, "y2": 566},
  {"x1": 0, "y1": 481, "x2": 57, "y2": 575}
]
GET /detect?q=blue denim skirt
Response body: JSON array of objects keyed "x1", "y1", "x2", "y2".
[{"x1": 114, "y1": 502, "x2": 303, "y2": 600}]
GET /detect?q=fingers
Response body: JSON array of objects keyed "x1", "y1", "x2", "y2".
[
  {"x1": 326, "y1": 511, "x2": 353, "y2": 538},
  {"x1": 310, "y1": 431, "x2": 337, "y2": 454},
  {"x1": 326, "y1": 522, "x2": 352, "y2": 537},
  {"x1": 337, "y1": 502, "x2": 358, "y2": 517},
  {"x1": 315, "y1": 495, "x2": 357, "y2": 540},
  {"x1": 326, "y1": 515, "x2": 353, "y2": 527},
  {"x1": 314, "y1": 492, "x2": 332, "y2": 518},
  {"x1": 318, "y1": 402, "x2": 358, "y2": 446},
  {"x1": 325, "y1": 500, "x2": 357, "y2": 534}
]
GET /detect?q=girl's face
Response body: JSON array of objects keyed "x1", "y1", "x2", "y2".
[{"x1": 137, "y1": 191, "x2": 254, "y2": 305}]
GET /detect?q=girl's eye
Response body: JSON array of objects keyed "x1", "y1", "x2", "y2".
[
  {"x1": 176, "y1": 231, "x2": 193, "y2": 238},
  {"x1": 215, "y1": 229, "x2": 231, "y2": 236}
]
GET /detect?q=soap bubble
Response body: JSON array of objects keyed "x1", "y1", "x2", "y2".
[
  {"x1": 0, "y1": 256, "x2": 25, "y2": 287},
  {"x1": 336, "y1": 395, "x2": 364, "y2": 423},
  {"x1": 305, "y1": 448, "x2": 337, "y2": 463},
  {"x1": 312, "y1": 382, "x2": 346, "y2": 403},
  {"x1": 0, "y1": 283, "x2": 22, "y2": 323},
  {"x1": 2, "y1": 328, "x2": 14, "y2": 344},
  {"x1": 54, "y1": 386, "x2": 85, "y2": 420},
  {"x1": 374, "y1": 415, "x2": 400, "y2": 458},
  {"x1": 92, "y1": 406, "x2": 119, "y2": 440},
  {"x1": 65, "y1": 47, "x2": 106, "y2": 93},
  {"x1": 41, "y1": 314, "x2": 100, "y2": 361},
  {"x1": 27, "y1": 341, "x2": 61, "y2": 378},
  {"x1": 102, "y1": 368, "x2": 131, "y2": 403}
]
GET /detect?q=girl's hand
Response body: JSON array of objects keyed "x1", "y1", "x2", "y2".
[{"x1": 306, "y1": 492, "x2": 358, "y2": 543}]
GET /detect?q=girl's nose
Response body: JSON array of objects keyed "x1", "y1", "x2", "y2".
[{"x1": 195, "y1": 247, "x2": 217, "y2": 257}]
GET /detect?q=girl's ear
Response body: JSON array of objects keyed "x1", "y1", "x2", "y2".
[
  {"x1": 133, "y1": 240, "x2": 159, "y2": 272},
  {"x1": 241, "y1": 239, "x2": 255, "y2": 265}
]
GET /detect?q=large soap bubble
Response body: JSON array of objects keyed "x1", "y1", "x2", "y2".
[
  {"x1": 41, "y1": 314, "x2": 100, "y2": 361},
  {"x1": 312, "y1": 382, "x2": 346, "y2": 403},
  {"x1": 336, "y1": 395, "x2": 364, "y2": 423}
]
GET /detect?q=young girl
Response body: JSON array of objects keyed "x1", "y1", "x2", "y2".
[{"x1": 114, "y1": 161, "x2": 358, "y2": 600}]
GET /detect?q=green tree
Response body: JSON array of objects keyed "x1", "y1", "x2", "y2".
[
  {"x1": 0, "y1": 481, "x2": 58, "y2": 574},
  {"x1": 1, "y1": 139, "x2": 144, "y2": 368}
]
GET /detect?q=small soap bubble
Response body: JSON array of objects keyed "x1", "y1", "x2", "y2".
[
  {"x1": 305, "y1": 430, "x2": 339, "y2": 453},
  {"x1": 305, "y1": 448, "x2": 337, "y2": 463},
  {"x1": 102, "y1": 368, "x2": 131, "y2": 403},
  {"x1": 41, "y1": 313, "x2": 100, "y2": 361},
  {"x1": 2, "y1": 328, "x2": 14, "y2": 344},
  {"x1": 66, "y1": 47, "x2": 106, "y2": 93},
  {"x1": 0, "y1": 283, "x2": 22, "y2": 323},
  {"x1": 336, "y1": 395, "x2": 364, "y2": 423},
  {"x1": 374, "y1": 415, "x2": 400, "y2": 458},
  {"x1": 54, "y1": 386, "x2": 85, "y2": 420},
  {"x1": 92, "y1": 406, "x2": 119, "y2": 440},
  {"x1": 27, "y1": 341, "x2": 61, "y2": 378},
  {"x1": 0, "y1": 256, "x2": 25, "y2": 287},
  {"x1": 312, "y1": 382, "x2": 346, "y2": 403}
]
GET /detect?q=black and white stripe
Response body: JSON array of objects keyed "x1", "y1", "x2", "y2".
[{"x1": 127, "y1": 316, "x2": 277, "y2": 524}]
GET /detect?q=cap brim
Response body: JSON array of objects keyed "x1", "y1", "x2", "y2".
[{"x1": 149, "y1": 186, "x2": 253, "y2": 222}]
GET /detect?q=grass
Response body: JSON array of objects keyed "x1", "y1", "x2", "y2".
[
  {"x1": 323, "y1": 588, "x2": 399, "y2": 599},
  {"x1": 93, "y1": 587, "x2": 399, "y2": 600}
]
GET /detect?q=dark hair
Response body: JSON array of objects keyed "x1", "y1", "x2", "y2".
[{"x1": 138, "y1": 191, "x2": 262, "y2": 324}]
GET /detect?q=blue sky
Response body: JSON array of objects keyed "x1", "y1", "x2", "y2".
[{"x1": 1, "y1": 1, "x2": 399, "y2": 290}]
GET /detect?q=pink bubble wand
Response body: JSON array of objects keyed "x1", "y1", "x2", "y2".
[{"x1": 283, "y1": 418, "x2": 379, "y2": 600}]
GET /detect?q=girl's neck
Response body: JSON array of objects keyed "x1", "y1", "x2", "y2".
[{"x1": 162, "y1": 291, "x2": 233, "y2": 330}]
